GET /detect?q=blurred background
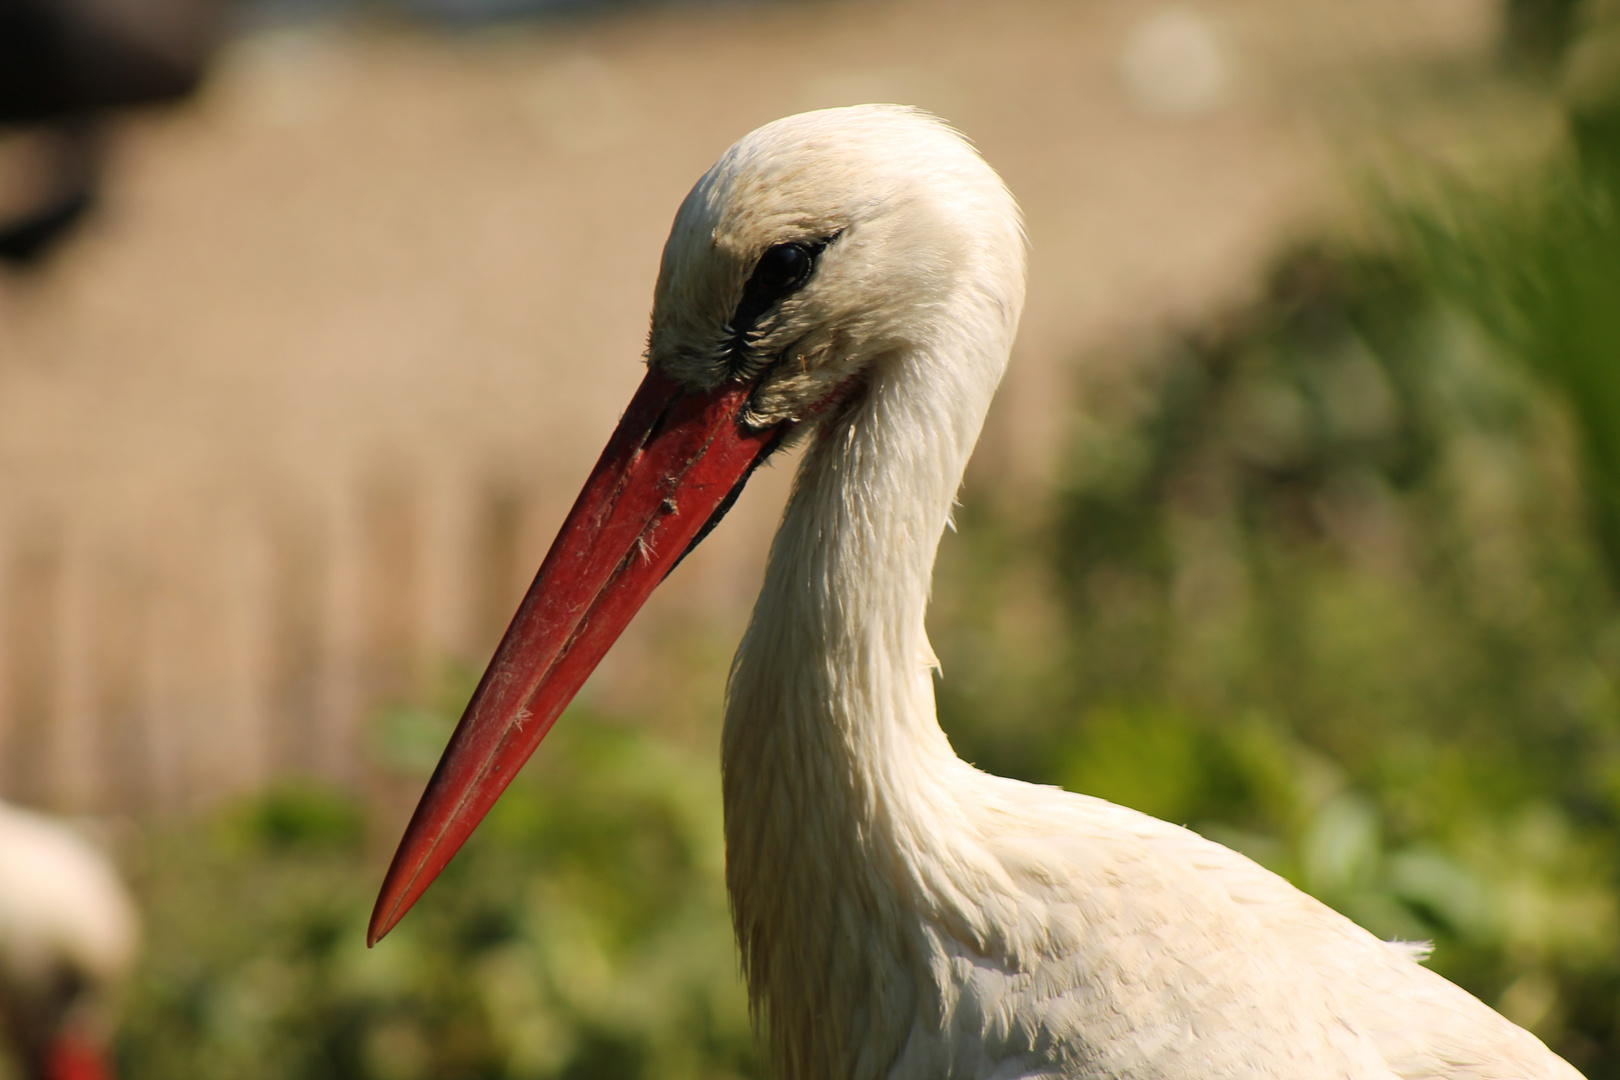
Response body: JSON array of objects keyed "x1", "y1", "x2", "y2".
[{"x1": 1, "y1": 0, "x2": 1619, "y2": 1075}]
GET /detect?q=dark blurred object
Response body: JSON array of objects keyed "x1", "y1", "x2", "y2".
[
  {"x1": 0, "y1": 0, "x2": 220, "y2": 266},
  {"x1": 393, "y1": 0, "x2": 618, "y2": 25},
  {"x1": 0, "y1": 0, "x2": 216, "y2": 121},
  {"x1": 0, "y1": 121, "x2": 102, "y2": 264},
  {"x1": 1562, "y1": 5, "x2": 1620, "y2": 182},
  {"x1": 1503, "y1": 0, "x2": 1582, "y2": 70}
]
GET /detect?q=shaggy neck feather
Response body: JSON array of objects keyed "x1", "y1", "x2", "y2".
[{"x1": 721, "y1": 314, "x2": 1008, "y2": 1080}]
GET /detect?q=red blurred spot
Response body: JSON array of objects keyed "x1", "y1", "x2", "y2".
[{"x1": 46, "y1": 1032, "x2": 111, "y2": 1080}]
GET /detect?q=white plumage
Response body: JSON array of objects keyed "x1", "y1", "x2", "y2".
[
  {"x1": 0, "y1": 801, "x2": 137, "y2": 1079},
  {"x1": 373, "y1": 104, "x2": 1587, "y2": 1080}
]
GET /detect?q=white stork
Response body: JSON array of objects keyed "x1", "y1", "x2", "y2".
[
  {"x1": 0, "y1": 802, "x2": 138, "y2": 1080},
  {"x1": 369, "y1": 105, "x2": 1584, "y2": 1079}
]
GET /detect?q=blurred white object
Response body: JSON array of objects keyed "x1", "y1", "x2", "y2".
[
  {"x1": 0, "y1": 802, "x2": 138, "y2": 1080},
  {"x1": 1121, "y1": 6, "x2": 1232, "y2": 116}
]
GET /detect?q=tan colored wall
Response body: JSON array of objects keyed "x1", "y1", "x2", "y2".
[{"x1": 0, "y1": 0, "x2": 1530, "y2": 814}]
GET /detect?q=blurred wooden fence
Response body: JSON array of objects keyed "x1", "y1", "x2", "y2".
[{"x1": 0, "y1": 471, "x2": 546, "y2": 814}]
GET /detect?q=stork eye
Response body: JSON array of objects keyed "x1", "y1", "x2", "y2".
[
  {"x1": 752, "y1": 243, "x2": 814, "y2": 297},
  {"x1": 723, "y1": 235, "x2": 836, "y2": 366}
]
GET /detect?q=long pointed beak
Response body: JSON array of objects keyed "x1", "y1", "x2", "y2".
[{"x1": 368, "y1": 368, "x2": 787, "y2": 945}]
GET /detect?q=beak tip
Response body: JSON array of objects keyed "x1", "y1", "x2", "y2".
[
  {"x1": 366, "y1": 901, "x2": 399, "y2": 947},
  {"x1": 367, "y1": 864, "x2": 414, "y2": 947}
]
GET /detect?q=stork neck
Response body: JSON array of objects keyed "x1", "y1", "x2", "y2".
[
  {"x1": 719, "y1": 331, "x2": 1007, "y2": 1080},
  {"x1": 720, "y1": 295, "x2": 1018, "y2": 1080},
  {"x1": 724, "y1": 332, "x2": 1005, "y2": 813}
]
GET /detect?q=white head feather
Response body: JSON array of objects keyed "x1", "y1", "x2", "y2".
[{"x1": 648, "y1": 105, "x2": 1025, "y2": 430}]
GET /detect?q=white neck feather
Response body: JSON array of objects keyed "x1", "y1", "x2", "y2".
[{"x1": 721, "y1": 296, "x2": 1015, "y2": 1080}]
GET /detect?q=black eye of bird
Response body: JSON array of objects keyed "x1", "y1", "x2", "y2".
[
  {"x1": 751, "y1": 242, "x2": 814, "y2": 298},
  {"x1": 723, "y1": 233, "x2": 839, "y2": 369}
]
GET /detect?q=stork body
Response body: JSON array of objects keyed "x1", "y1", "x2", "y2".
[
  {"x1": 0, "y1": 802, "x2": 137, "y2": 1080},
  {"x1": 371, "y1": 106, "x2": 1585, "y2": 1079}
]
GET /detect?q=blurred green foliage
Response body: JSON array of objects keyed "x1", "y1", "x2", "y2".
[{"x1": 116, "y1": 688, "x2": 754, "y2": 1080}]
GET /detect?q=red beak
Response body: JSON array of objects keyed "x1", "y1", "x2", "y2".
[{"x1": 368, "y1": 368, "x2": 788, "y2": 945}]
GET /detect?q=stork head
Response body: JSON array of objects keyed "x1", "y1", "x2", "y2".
[
  {"x1": 369, "y1": 106, "x2": 1021, "y2": 945},
  {"x1": 648, "y1": 104, "x2": 1023, "y2": 427}
]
